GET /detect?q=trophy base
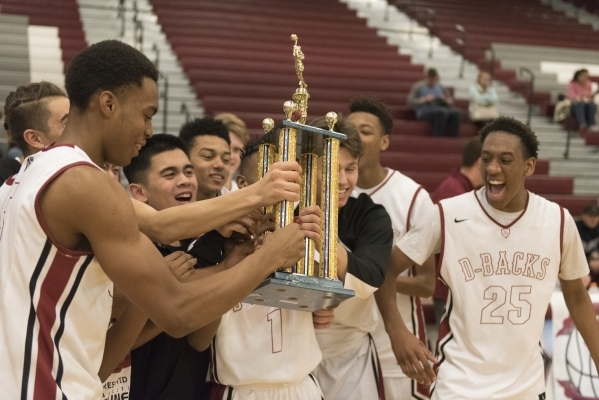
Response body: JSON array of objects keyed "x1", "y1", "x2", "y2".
[{"x1": 242, "y1": 271, "x2": 355, "y2": 312}]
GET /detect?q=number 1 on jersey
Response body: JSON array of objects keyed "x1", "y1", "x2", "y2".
[{"x1": 267, "y1": 308, "x2": 283, "y2": 353}]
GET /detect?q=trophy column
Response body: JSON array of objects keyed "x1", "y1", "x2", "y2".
[
  {"x1": 241, "y1": 34, "x2": 354, "y2": 312},
  {"x1": 259, "y1": 118, "x2": 275, "y2": 215},
  {"x1": 320, "y1": 112, "x2": 340, "y2": 280}
]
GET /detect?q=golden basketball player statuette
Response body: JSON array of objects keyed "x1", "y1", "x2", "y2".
[{"x1": 242, "y1": 35, "x2": 354, "y2": 312}]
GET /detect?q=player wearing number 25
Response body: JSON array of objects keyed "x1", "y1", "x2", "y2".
[{"x1": 394, "y1": 117, "x2": 599, "y2": 399}]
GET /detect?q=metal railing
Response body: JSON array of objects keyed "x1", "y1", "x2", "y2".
[
  {"x1": 181, "y1": 103, "x2": 191, "y2": 124},
  {"x1": 117, "y1": 0, "x2": 126, "y2": 37},
  {"x1": 151, "y1": 44, "x2": 169, "y2": 134},
  {"x1": 132, "y1": 1, "x2": 144, "y2": 51},
  {"x1": 455, "y1": 24, "x2": 467, "y2": 79},
  {"x1": 425, "y1": 8, "x2": 436, "y2": 58},
  {"x1": 519, "y1": 67, "x2": 535, "y2": 127},
  {"x1": 488, "y1": 47, "x2": 496, "y2": 80}
]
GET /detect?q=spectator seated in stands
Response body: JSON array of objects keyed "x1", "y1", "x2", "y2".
[
  {"x1": 407, "y1": 68, "x2": 461, "y2": 137},
  {"x1": 567, "y1": 69, "x2": 598, "y2": 131},
  {"x1": 468, "y1": 71, "x2": 499, "y2": 128}
]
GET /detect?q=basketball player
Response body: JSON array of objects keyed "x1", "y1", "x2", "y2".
[
  {"x1": 394, "y1": 116, "x2": 599, "y2": 398},
  {"x1": 204, "y1": 142, "x2": 323, "y2": 400},
  {"x1": 179, "y1": 117, "x2": 231, "y2": 201},
  {"x1": 348, "y1": 97, "x2": 436, "y2": 400},
  {"x1": 1, "y1": 81, "x2": 69, "y2": 185},
  {"x1": 0, "y1": 40, "x2": 306, "y2": 400},
  {"x1": 305, "y1": 117, "x2": 394, "y2": 400}
]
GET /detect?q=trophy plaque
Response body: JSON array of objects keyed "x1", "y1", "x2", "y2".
[{"x1": 242, "y1": 34, "x2": 355, "y2": 312}]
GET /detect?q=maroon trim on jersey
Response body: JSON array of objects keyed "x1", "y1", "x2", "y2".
[
  {"x1": 559, "y1": 206, "x2": 565, "y2": 274},
  {"x1": 368, "y1": 170, "x2": 396, "y2": 197},
  {"x1": 41, "y1": 143, "x2": 75, "y2": 152},
  {"x1": 34, "y1": 162, "x2": 97, "y2": 257},
  {"x1": 368, "y1": 334, "x2": 386, "y2": 400},
  {"x1": 437, "y1": 203, "x2": 446, "y2": 268},
  {"x1": 473, "y1": 190, "x2": 530, "y2": 230},
  {"x1": 32, "y1": 251, "x2": 79, "y2": 400},
  {"x1": 406, "y1": 186, "x2": 423, "y2": 232},
  {"x1": 431, "y1": 284, "x2": 453, "y2": 400},
  {"x1": 5, "y1": 175, "x2": 15, "y2": 185}
]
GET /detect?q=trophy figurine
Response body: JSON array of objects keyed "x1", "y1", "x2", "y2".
[{"x1": 242, "y1": 35, "x2": 355, "y2": 312}]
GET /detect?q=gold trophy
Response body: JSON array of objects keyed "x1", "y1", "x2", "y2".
[{"x1": 242, "y1": 35, "x2": 355, "y2": 312}]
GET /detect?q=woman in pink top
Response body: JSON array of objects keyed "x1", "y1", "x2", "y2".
[{"x1": 567, "y1": 69, "x2": 598, "y2": 130}]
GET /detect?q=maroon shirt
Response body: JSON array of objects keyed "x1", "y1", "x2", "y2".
[{"x1": 431, "y1": 169, "x2": 475, "y2": 301}]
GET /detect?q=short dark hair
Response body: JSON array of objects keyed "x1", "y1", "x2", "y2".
[
  {"x1": 462, "y1": 137, "x2": 482, "y2": 167},
  {"x1": 179, "y1": 117, "x2": 231, "y2": 152},
  {"x1": 238, "y1": 140, "x2": 260, "y2": 178},
  {"x1": 349, "y1": 97, "x2": 393, "y2": 136},
  {"x1": 427, "y1": 68, "x2": 439, "y2": 79},
  {"x1": 65, "y1": 40, "x2": 158, "y2": 111},
  {"x1": 123, "y1": 133, "x2": 187, "y2": 184},
  {"x1": 5, "y1": 81, "x2": 67, "y2": 151},
  {"x1": 310, "y1": 115, "x2": 364, "y2": 160},
  {"x1": 479, "y1": 116, "x2": 539, "y2": 159},
  {"x1": 583, "y1": 204, "x2": 599, "y2": 216}
]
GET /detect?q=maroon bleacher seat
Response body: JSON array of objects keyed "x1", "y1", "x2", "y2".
[{"x1": 149, "y1": 0, "x2": 594, "y2": 215}]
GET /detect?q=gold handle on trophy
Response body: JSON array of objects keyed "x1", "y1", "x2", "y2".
[
  {"x1": 259, "y1": 118, "x2": 275, "y2": 215},
  {"x1": 275, "y1": 102, "x2": 297, "y2": 231},
  {"x1": 297, "y1": 139, "x2": 317, "y2": 276},
  {"x1": 320, "y1": 112, "x2": 339, "y2": 279}
]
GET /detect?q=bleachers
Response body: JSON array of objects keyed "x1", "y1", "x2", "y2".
[
  {"x1": 393, "y1": 0, "x2": 599, "y2": 113},
  {"x1": 150, "y1": 0, "x2": 480, "y2": 138},
  {"x1": 0, "y1": 0, "x2": 85, "y2": 70},
  {"x1": 149, "y1": 0, "x2": 596, "y2": 216}
]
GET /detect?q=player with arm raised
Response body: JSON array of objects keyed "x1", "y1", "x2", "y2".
[{"x1": 0, "y1": 40, "x2": 306, "y2": 400}]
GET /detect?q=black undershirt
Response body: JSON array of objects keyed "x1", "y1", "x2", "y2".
[
  {"x1": 0, "y1": 157, "x2": 21, "y2": 186},
  {"x1": 338, "y1": 193, "x2": 393, "y2": 288},
  {"x1": 130, "y1": 233, "x2": 225, "y2": 400}
]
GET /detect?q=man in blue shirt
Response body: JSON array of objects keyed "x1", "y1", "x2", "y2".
[{"x1": 407, "y1": 68, "x2": 461, "y2": 137}]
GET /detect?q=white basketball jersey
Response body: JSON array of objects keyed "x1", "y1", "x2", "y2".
[
  {"x1": 0, "y1": 145, "x2": 113, "y2": 400},
  {"x1": 355, "y1": 170, "x2": 431, "y2": 398},
  {"x1": 210, "y1": 303, "x2": 322, "y2": 387},
  {"x1": 432, "y1": 191, "x2": 564, "y2": 399}
]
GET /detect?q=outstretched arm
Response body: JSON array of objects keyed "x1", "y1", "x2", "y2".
[
  {"x1": 134, "y1": 161, "x2": 302, "y2": 244},
  {"x1": 375, "y1": 247, "x2": 437, "y2": 387},
  {"x1": 396, "y1": 254, "x2": 436, "y2": 298},
  {"x1": 40, "y1": 166, "x2": 307, "y2": 339},
  {"x1": 561, "y1": 278, "x2": 599, "y2": 372}
]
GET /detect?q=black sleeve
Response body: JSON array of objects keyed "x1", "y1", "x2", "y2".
[
  {"x1": 186, "y1": 230, "x2": 226, "y2": 268},
  {"x1": 339, "y1": 194, "x2": 393, "y2": 288},
  {"x1": 0, "y1": 158, "x2": 21, "y2": 186}
]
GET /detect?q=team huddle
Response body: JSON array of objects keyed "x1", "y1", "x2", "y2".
[{"x1": 0, "y1": 40, "x2": 598, "y2": 400}]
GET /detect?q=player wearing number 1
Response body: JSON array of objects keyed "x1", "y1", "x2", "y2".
[{"x1": 394, "y1": 117, "x2": 599, "y2": 399}]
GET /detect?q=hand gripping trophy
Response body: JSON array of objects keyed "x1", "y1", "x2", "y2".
[{"x1": 242, "y1": 35, "x2": 355, "y2": 312}]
